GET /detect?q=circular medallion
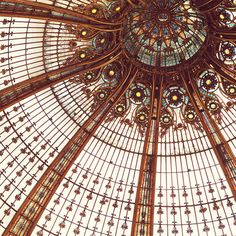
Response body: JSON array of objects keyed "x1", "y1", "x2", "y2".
[{"x1": 124, "y1": 1, "x2": 208, "y2": 69}]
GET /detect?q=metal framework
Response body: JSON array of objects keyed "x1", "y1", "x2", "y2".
[
  {"x1": 3, "y1": 65, "x2": 137, "y2": 236},
  {"x1": 0, "y1": 46, "x2": 121, "y2": 111},
  {"x1": 0, "y1": 0, "x2": 235, "y2": 235},
  {"x1": 131, "y1": 77, "x2": 164, "y2": 236},
  {"x1": 181, "y1": 71, "x2": 236, "y2": 200},
  {"x1": 0, "y1": 0, "x2": 123, "y2": 30}
]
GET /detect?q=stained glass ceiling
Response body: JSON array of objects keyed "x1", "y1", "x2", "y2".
[
  {"x1": 124, "y1": 1, "x2": 207, "y2": 68},
  {"x1": 0, "y1": 0, "x2": 236, "y2": 236}
]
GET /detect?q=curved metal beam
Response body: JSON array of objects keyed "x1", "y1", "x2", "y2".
[
  {"x1": 127, "y1": 0, "x2": 144, "y2": 7},
  {"x1": 192, "y1": 0, "x2": 223, "y2": 12},
  {"x1": 181, "y1": 71, "x2": 236, "y2": 201},
  {"x1": 0, "y1": 0, "x2": 123, "y2": 31},
  {"x1": 3, "y1": 65, "x2": 138, "y2": 236},
  {"x1": 210, "y1": 28, "x2": 236, "y2": 41},
  {"x1": 205, "y1": 51, "x2": 236, "y2": 85},
  {"x1": 131, "y1": 76, "x2": 164, "y2": 236},
  {"x1": 0, "y1": 46, "x2": 121, "y2": 111}
]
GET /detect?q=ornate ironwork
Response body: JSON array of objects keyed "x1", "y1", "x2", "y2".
[{"x1": 0, "y1": 0, "x2": 235, "y2": 235}]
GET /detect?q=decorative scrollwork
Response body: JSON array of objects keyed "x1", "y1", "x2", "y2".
[
  {"x1": 123, "y1": 0, "x2": 208, "y2": 69},
  {"x1": 217, "y1": 41, "x2": 236, "y2": 65}
]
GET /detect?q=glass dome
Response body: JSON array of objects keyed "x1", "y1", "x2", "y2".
[
  {"x1": 124, "y1": 1, "x2": 208, "y2": 68},
  {"x1": 0, "y1": 0, "x2": 235, "y2": 236}
]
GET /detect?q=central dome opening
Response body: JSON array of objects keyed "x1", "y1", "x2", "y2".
[
  {"x1": 157, "y1": 12, "x2": 169, "y2": 22},
  {"x1": 123, "y1": 1, "x2": 208, "y2": 69}
]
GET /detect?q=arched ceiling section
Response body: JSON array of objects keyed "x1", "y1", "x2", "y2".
[{"x1": 0, "y1": 0, "x2": 236, "y2": 236}]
